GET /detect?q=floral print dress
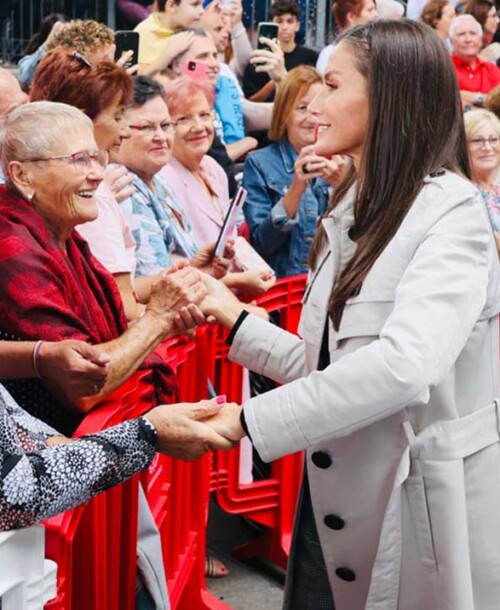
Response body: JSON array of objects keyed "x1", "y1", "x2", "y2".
[{"x1": 0, "y1": 384, "x2": 156, "y2": 531}]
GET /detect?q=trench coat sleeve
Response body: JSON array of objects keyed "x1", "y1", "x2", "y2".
[
  {"x1": 239, "y1": 195, "x2": 491, "y2": 462},
  {"x1": 230, "y1": 314, "x2": 309, "y2": 384}
]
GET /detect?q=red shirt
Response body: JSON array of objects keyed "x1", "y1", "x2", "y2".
[{"x1": 452, "y1": 54, "x2": 500, "y2": 93}]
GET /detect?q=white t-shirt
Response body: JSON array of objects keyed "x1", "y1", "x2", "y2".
[{"x1": 76, "y1": 181, "x2": 137, "y2": 277}]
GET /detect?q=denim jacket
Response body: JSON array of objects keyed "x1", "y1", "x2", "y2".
[{"x1": 242, "y1": 137, "x2": 330, "y2": 278}]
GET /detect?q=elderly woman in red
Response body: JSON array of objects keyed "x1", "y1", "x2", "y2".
[{"x1": 0, "y1": 100, "x2": 208, "y2": 436}]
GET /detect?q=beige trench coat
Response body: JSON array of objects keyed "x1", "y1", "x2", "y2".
[{"x1": 229, "y1": 171, "x2": 500, "y2": 610}]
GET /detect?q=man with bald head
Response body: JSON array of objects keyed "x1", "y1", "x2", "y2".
[{"x1": 0, "y1": 69, "x2": 28, "y2": 183}]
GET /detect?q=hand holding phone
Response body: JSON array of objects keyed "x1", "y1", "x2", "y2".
[
  {"x1": 214, "y1": 187, "x2": 247, "y2": 258},
  {"x1": 256, "y1": 22, "x2": 279, "y2": 49},
  {"x1": 114, "y1": 31, "x2": 140, "y2": 68}
]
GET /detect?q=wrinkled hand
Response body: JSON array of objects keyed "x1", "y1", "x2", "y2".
[
  {"x1": 39, "y1": 340, "x2": 110, "y2": 400},
  {"x1": 147, "y1": 261, "x2": 208, "y2": 335},
  {"x1": 203, "y1": 404, "x2": 245, "y2": 443},
  {"x1": 144, "y1": 400, "x2": 236, "y2": 460},
  {"x1": 250, "y1": 38, "x2": 286, "y2": 84},
  {"x1": 103, "y1": 164, "x2": 135, "y2": 203}
]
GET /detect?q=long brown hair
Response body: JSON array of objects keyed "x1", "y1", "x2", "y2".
[{"x1": 310, "y1": 19, "x2": 470, "y2": 330}]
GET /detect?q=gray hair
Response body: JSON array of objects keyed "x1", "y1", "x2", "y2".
[
  {"x1": 0, "y1": 101, "x2": 93, "y2": 175},
  {"x1": 449, "y1": 14, "x2": 483, "y2": 39}
]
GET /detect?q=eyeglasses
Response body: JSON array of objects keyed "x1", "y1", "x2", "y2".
[
  {"x1": 21, "y1": 150, "x2": 108, "y2": 170},
  {"x1": 173, "y1": 111, "x2": 215, "y2": 129},
  {"x1": 468, "y1": 136, "x2": 500, "y2": 149},
  {"x1": 129, "y1": 120, "x2": 177, "y2": 135}
]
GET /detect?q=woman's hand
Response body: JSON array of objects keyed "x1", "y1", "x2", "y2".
[
  {"x1": 189, "y1": 241, "x2": 234, "y2": 280},
  {"x1": 146, "y1": 262, "x2": 208, "y2": 335},
  {"x1": 318, "y1": 155, "x2": 349, "y2": 188},
  {"x1": 39, "y1": 340, "x2": 110, "y2": 400},
  {"x1": 232, "y1": 268, "x2": 276, "y2": 296},
  {"x1": 116, "y1": 49, "x2": 139, "y2": 75},
  {"x1": 103, "y1": 165, "x2": 135, "y2": 203},
  {"x1": 144, "y1": 400, "x2": 236, "y2": 460},
  {"x1": 203, "y1": 404, "x2": 246, "y2": 443}
]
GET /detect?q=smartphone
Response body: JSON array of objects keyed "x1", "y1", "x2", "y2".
[
  {"x1": 183, "y1": 60, "x2": 208, "y2": 83},
  {"x1": 214, "y1": 187, "x2": 247, "y2": 258},
  {"x1": 257, "y1": 22, "x2": 279, "y2": 49},
  {"x1": 114, "y1": 31, "x2": 139, "y2": 68}
]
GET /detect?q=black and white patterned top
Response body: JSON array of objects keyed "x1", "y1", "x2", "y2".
[{"x1": 0, "y1": 384, "x2": 157, "y2": 531}]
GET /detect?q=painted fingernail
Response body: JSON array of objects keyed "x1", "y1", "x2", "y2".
[{"x1": 214, "y1": 394, "x2": 226, "y2": 404}]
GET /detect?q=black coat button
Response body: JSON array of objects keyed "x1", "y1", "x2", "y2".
[
  {"x1": 311, "y1": 451, "x2": 332, "y2": 469},
  {"x1": 324, "y1": 514, "x2": 345, "y2": 530},
  {"x1": 336, "y1": 567, "x2": 356, "y2": 582}
]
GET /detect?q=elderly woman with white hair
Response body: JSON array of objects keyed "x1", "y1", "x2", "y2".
[
  {"x1": 450, "y1": 14, "x2": 500, "y2": 108},
  {"x1": 465, "y1": 108, "x2": 500, "y2": 252},
  {"x1": 0, "y1": 101, "x2": 234, "y2": 438}
]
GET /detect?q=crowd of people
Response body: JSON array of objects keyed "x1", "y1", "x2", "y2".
[{"x1": 1, "y1": 0, "x2": 500, "y2": 609}]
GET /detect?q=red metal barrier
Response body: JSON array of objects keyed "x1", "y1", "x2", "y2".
[
  {"x1": 44, "y1": 370, "x2": 155, "y2": 610},
  {"x1": 146, "y1": 329, "x2": 230, "y2": 610},
  {"x1": 212, "y1": 275, "x2": 307, "y2": 569},
  {"x1": 43, "y1": 275, "x2": 307, "y2": 609}
]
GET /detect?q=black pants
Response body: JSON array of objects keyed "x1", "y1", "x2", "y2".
[{"x1": 282, "y1": 472, "x2": 336, "y2": 610}]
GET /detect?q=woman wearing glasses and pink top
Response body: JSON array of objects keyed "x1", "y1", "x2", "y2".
[
  {"x1": 464, "y1": 108, "x2": 500, "y2": 253},
  {"x1": 160, "y1": 77, "x2": 276, "y2": 295}
]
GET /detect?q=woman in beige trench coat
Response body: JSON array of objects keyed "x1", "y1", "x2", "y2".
[{"x1": 201, "y1": 19, "x2": 500, "y2": 610}]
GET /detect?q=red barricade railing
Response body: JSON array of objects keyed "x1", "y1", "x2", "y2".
[
  {"x1": 146, "y1": 328, "x2": 230, "y2": 610},
  {"x1": 211, "y1": 275, "x2": 307, "y2": 569},
  {"x1": 44, "y1": 370, "x2": 154, "y2": 610},
  {"x1": 43, "y1": 275, "x2": 307, "y2": 609}
]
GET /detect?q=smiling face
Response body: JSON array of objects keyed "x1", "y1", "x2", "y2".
[
  {"x1": 178, "y1": 36, "x2": 220, "y2": 87},
  {"x1": 286, "y1": 82, "x2": 322, "y2": 151},
  {"x1": 451, "y1": 18, "x2": 482, "y2": 60},
  {"x1": 19, "y1": 127, "x2": 104, "y2": 238},
  {"x1": 93, "y1": 94, "x2": 131, "y2": 160},
  {"x1": 309, "y1": 42, "x2": 369, "y2": 165},
  {"x1": 117, "y1": 95, "x2": 174, "y2": 182},
  {"x1": 468, "y1": 121, "x2": 500, "y2": 182},
  {"x1": 170, "y1": 91, "x2": 214, "y2": 168}
]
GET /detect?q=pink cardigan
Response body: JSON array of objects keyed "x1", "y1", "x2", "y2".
[{"x1": 159, "y1": 155, "x2": 233, "y2": 248}]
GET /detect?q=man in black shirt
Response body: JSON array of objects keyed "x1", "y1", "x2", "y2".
[{"x1": 242, "y1": 0, "x2": 319, "y2": 102}]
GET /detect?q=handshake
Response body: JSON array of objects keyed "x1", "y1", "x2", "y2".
[{"x1": 143, "y1": 397, "x2": 247, "y2": 461}]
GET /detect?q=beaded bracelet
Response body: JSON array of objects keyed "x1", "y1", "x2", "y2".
[{"x1": 33, "y1": 340, "x2": 44, "y2": 379}]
